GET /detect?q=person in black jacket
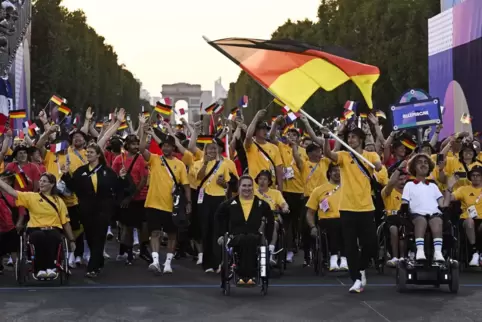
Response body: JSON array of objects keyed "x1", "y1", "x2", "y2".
[
  {"x1": 61, "y1": 143, "x2": 122, "y2": 278},
  {"x1": 215, "y1": 175, "x2": 273, "y2": 284}
]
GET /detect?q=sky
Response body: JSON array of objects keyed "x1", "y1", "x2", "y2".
[{"x1": 61, "y1": 0, "x2": 320, "y2": 97}]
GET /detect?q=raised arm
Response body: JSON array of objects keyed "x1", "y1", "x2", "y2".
[
  {"x1": 244, "y1": 109, "x2": 266, "y2": 149},
  {"x1": 300, "y1": 115, "x2": 324, "y2": 146},
  {"x1": 98, "y1": 109, "x2": 125, "y2": 149},
  {"x1": 138, "y1": 114, "x2": 151, "y2": 162}
]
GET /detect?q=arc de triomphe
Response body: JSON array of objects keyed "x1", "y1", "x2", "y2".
[{"x1": 161, "y1": 83, "x2": 203, "y2": 123}]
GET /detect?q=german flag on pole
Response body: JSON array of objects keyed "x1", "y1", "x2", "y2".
[
  {"x1": 155, "y1": 102, "x2": 172, "y2": 116},
  {"x1": 50, "y1": 95, "x2": 65, "y2": 106},
  {"x1": 197, "y1": 135, "x2": 214, "y2": 144},
  {"x1": 15, "y1": 173, "x2": 27, "y2": 189},
  {"x1": 203, "y1": 37, "x2": 380, "y2": 111},
  {"x1": 204, "y1": 102, "x2": 218, "y2": 115},
  {"x1": 58, "y1": 105, "x2": 71, "y2": 115},
  {"x1": 118, "y1": 122, "x2": 128, "y2": 131},
  {"x1": 9, "y1": 109, "x2": 26, "y2": 119}
]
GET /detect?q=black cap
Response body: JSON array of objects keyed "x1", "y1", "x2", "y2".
[
  {"x1": 255, "y1": 170, "x2": 273, "y2": 186},
  {"x1": 469, "y1": 165, "x2": 482, "y2": 178},
  {"x1": 347, "y1": 127, "x2": 366, "y2": 141},
  {"x1": 306, "y1": 143, "x2": 321, "y2": 154}
]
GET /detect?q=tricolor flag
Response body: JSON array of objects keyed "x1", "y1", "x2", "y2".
[
  {"x1": 461, "y1": 113, "x2": 472, "y2": 124},
  {"x1": 238, "y1": 95, "x2": 249, "y2": 108},
  {"x1": 142, "y1": 111, "x2": 150, "y2": 118},
  {"x1": 359, "y1": 113, "x2": 368, "y2": 119},
  {"x1": 155, "y1": 102, "x2": 173, "y2": 116},
  {"x1": 118, "y1": 122, "x2": 128, "y2": 130},
  {"x1": 15, "y1": 173, "x2": 27, "y2": 189},
  {"x1": 344, "y1": 100, "x2": 358, "y2": 111},
  {"x1": 197, "y1": 135, "x2": 214, "y2": 144},
  {"x1": 204, "y1": 102, "x2": 218, "y2": 115},
  {"x1": 376, "y1": 110, "x2": 387, "y2": 119},
  {"x1": 281, "y1": 105, "x2": 290, "y2": 114},
  {"x1": 343, "y1": 109, "x2": 355, "y2": 119},
  {"x1": 58, "y1": 105, "x2": 71, "y2": 115},
  {"x1": 286, "y1": 111, "x2": 300, "y2": 122},
  {"x1": 282, "y1": 123, "x2": 295, "y2": 135},
  {"x1": 175, "y1": 124, "x2": 184, "y2": 131},
  {"x1": 50, "y1": 95, "x2": 66, "y2": 106},
  {"x1": 23, "y1": 120, "x2": 32, "y2": 129},
  {"x1": 204, "y1": 38, "x2": 380, "y2": 110},
  {"x1": 9, "y1": 109, "x2": 26, "y2": 119},
  {"x1": 213, "y1": 104, "x2": 224, "y2": 114},
  {"x1": 228, "y1": 107, "x2": 239, "y2": 121},
  {"x1": 95, "y1": 122, "x2": 103, "y2": 128},
  {"x1": 73, "y1": 115, "x2": 80, "y2": 127},
  {"x1": 401, "y1": 138, "x2": 416, "y2": 150},
  {"x1": 50, "y1": 141, "x2": 68, "y2": 153}
]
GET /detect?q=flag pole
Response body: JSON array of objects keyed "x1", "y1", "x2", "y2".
[{"x1": 299, "y1": 109, "x2": 375, "y2": 169}]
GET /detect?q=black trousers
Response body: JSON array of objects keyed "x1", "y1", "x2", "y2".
[
  {"x1": 80, "y1": 200, "x2": 111, "y2": 272},
  {"x1": 28, "y1": 229, "x2": 62, "y2": 272},
  {"x1": 340, "y1": 211, "x2": 377, "y2": 282},
  {"x1": 282, "y1": 192, "x2": 304, "y2": 250},
  {"x1": 319, "y1": 218, "x2": 345, "y2": 256},
  {"x1": 231, "y1": 233, "x2": 259, "y2": 278},
  {"x1": 68, "y1": 205, "x2": 84, "y2": 257},
  {"x1": 199, "y1": 194, "x2": 225, "y2": 270}
]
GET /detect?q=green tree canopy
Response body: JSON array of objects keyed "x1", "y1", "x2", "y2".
[
  {"x1": 31, "y1": 0, "x2": 142, "y2": 118},
  {"x1": 225, "y1": 0, "x2": 440, "y2": 125}
]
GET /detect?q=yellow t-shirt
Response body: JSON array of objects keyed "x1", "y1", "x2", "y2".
[
  {"x1": 182, "y1": 151, "x2": 194, "y2": 167},
  {"x1": 336, "y1": 150, "x2": 381, "y2": 212},
  {"x1": 443, "y1": 157, "x2": 482, "y2": 190},
  {"x1": 145, "y1": 154, "x2": 189, "y2": 212},
  {"x1": 44, "y1": 151, "x2": 78, "y2": 207},
  {"x1": 240, "y1": 197, "x2": 254, "y2": 221},
  {"x1": 245, "y1": 140, "x2": 282, "y2": 184},
  {"x1": 255, "y1": 188, "x2": 286, "y2": 211},
  {"x1": 381, "y1": 187, "x2": 402, "y2": 216},
  {"x1": 16, "y1": 192, "x2": 69, "y2": 228},
  {"x1": 89, "y1": 165, "x2": 98, "y2": 193},
  {"x1": 277, "y1": 142, "x2": 307, "y2": 194},
  {"x1": 375, "y1": 165, "x2": 389, "y2": 186},
  {"x1": 194, "y1": 160, "x2": 231, "y2": 197},
  {"x1": 194, "y1": 148, "x2": 204, "y2": 161},
  {"x1": 302, "y1": 158, "x2": 331, "y2": 197},
  {"x1": 453, "y1": 185, "x2": 482, "y2": 219},
  {"x1": 306, "y1": 182, "x2": 341, "y2": 219},
  {"x1": 224, "y1": 158, "x2": 239, "y2": 179}
]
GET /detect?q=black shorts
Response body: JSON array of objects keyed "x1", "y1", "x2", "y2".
[
  {"x1": 0, "y1": 229, "x2": 19, "y2": 255},
  {"x1": 188, "y1": 189, "x2": 202, "y2": 240},
  {"x1": 385, "y1": 215, "x2": 402, "y2": 228},
  {"x1": 146, "y1": 208, "x2": 176, "y2": 234},
  {"x1": 120, "y1": 200, "x2": 146, "y2": 228},
  {"x1": 67, "y1": 205, "x2": 81, "y2": 231}
]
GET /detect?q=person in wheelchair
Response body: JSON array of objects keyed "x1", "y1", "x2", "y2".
[
  {"x1": 401, "y1": 154, "x2": 445, "y2": 262},
  {"x1": 0, "y1": 172, "x2": 76, "y2": 279},
  {"x1": 254, "y1": 170, "x2": 289, "y2": 265},
  {"x1": 306, "y1": 164, "x2": 348, "y2": 271},
  {"x1": 215, "y1": 175, "x2": 273, "y2": 285},
  {"x1": 444, "y1": 166, "x2": 482, "y2": 266},
  {"x1": 381, "y1": 161, "x2": 408, "y2": 267}
]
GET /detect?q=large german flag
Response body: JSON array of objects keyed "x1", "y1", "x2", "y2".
[{"x1": 204, "y1": 37, "x2": 380, "y2": 111}]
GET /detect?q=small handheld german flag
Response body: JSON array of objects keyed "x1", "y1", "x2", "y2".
[
  {"x1": 197, "y1": 135, "x2": 214, "y2": 144},
  {"x1": 155, "y1": 102, "x2": 172, "y2": 116},
  {"x1": 58, "y1": 105, "x2": 71, "y2": 115},
  {"x1": 204, "y1": 102, "x2": 218, "y2": 115},
  {"x1": 95, "y1": 122, "x2": 103, "y2": 128},
  {"x1": 15, "y1": 173, "x2": 27, "y2": 189},
  {"x1": 9, "y1": 109, "x2": 26, "y2": 119},
  {"x1": 118, "y1": 122, "x2": 128, "y2": 131},
  {"x1": 50, "y1": 95, "x2": 66, "y2": 106}
]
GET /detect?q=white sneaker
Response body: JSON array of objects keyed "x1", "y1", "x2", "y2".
[
  {"x1": 83, "y1": 253, "x2": 91, "y2": 264},
  {"x1": 360, "y1": 270, "x2": 367, "y2": 287},
  {"x1": 433, "y1": 251, "x2": 445, "y2": 262},
  {"x1": 46, "y1": 269, "x2": 57, "y2": 278},
  {"x1": 349, "y1": 279, "x2": 363, "y2": 293},
  {"x1": 286, "y1": 251, "x2": 294, "y2": 263},
  {"x1": 386, "y1": 257, "x2": 399, "y2": 268},
  {"x1": 133, "y1": 229, "x2": 140, "y2": 246},
  {"x1": 148, "y1": 262, "x2": 161, "y2": 273},
  {"x1": 339, "y1": 257, "x2": 348, "y2": 270},
  {"x1": 106, "y1": 228, "x2": 114, "y2": 240},
  {"x1": 163, "y1": 262, "x2": 173, "y2": 274},
  {"x1": 415, "y1": 249, "x2": 426, "y2": 261},
  {"x1": 103, "y1": 250, "x2": 110, "y2": 259},
  {"x1": 68, "y1": 253, "x2": 76, "y2": 269},
  {"x1": 7, "y1": 256, "x2": 13, "y2": 266},
  {"x1": 329, "y1": 255, "x2": 339, "y2": 271},
  {"x1": 205, "y1": 268, "x2": 214, "y2": 273},
  {"x1": 469, "y1": 253, "x2": 480, "y2": 267},
  {"x1": 116, "y1": 254, "x2": 127, "y2": 261},
  {"x1": 75, "y1": 256, "x2": 82, "y2": 265},
  {"x1": 196, "y1": 253, "x2": 203, "y2": 265},
  {"x1": 36, "y1": 270, "x2": 48, "y2": 279}
]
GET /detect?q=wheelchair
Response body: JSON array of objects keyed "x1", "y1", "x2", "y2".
[
  {"x1": 16, "y1": 231, "x2": 70, "y2": 285},
  {"x1": 220, "y1": 232, "x2": 269, "y2": 296},
  {"x1": 395, "y1": 211, "x2": 459, "y2": 293},
  {"x1": 312, "y1": 224, "x2": 329, "y2": 276},
  {"x1": 375, "y1": 211, "x2": 400, "y2": 274},
  {"x1": 271, "y1": 211, "x2": 286, "y2": 276}
]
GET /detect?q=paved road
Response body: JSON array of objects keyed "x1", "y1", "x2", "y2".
[{"x1": 1, "y1": 242, "x2": 482, "y2": 321}]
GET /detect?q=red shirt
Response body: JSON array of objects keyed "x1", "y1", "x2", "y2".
[
  {"x1": 5, "y1": 162, "x2": 41, "y2": 192},
  {"x1": 0, "y1": 193, "x2": 15, "y2": 232},
  {"x1": 104, "y1": 150, "x2": 121, "y2": 167},
  {"x1": 35, "y1": 162, "x2": 47, "y2": 174},
  {"x1": 112, "y1": 153, "x2": 149, "y2": 200}
]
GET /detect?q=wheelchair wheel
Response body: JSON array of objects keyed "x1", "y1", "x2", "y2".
[
  {"x1": 59, "y1": 238, "x2": 70, "y2": 285},
  {"x1": 16, "y1": 235, "x2": 27, "y2": 285},
  {"x1": 396, "y1": 261, "x2": 407, "y2": 293},
  {"x1": 313, "y1": 230, "x2": 324, "y2": 276},
  {"x1": 449, "y1": 261, "x2": 460, "y2": 294},
  {"x1": 276, "y1": 228, "x2": 286, "y2": 276},
  {"x1": 376, "y1": 223, "x2": 386, "y2": 274},
  {"x1": 261, "y1": 280, "x2": 268, "y2": 296},
  {"x1": 221, "y1": 233, "x2": 230, "y2": 296}
]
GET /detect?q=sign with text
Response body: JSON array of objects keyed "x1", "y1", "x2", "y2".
[{"x1": 391, "y1": 99, "x2": 442, "y2": 131}]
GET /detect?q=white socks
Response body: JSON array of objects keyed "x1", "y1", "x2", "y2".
[
  {"x1": 433, "y1": 238, "x2": 443, "y2": 253},
  {"x1": 165, "y1": 253, "x2": 174, "y2": 264},
  {"x1": 152, "y1": 252, "x2": 159, "y2": 264},
  {"x1": 415, "y1": 238, "x2": 424, "y2": 251},
  {"x1": 269, "y1": 245, "x2": 275, "y2": 253}
]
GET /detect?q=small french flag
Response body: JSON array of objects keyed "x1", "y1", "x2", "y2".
[
  {"x1": 50, "y1": 141, "x2": 68, "y2": 153},
  {"x1": 238, "y1": 95, "x2": 249, "y2": 108},
  {"x1": 287, "y1": 111, "x2": 300, "y2": 122},
  {"x1": 344, "y1": 100, "x2": 358, "y2": 111},
  {"x1": 23, "y1": 120, "x2": 32, "y2": 129}
]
